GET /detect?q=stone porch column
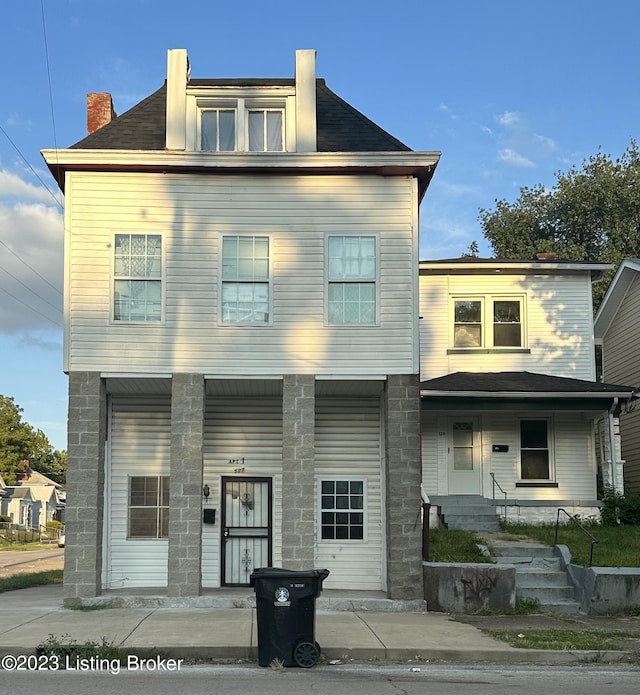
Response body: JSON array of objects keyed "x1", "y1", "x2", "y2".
[
  {"x1": 168, "y1": 373, "x2": 205, "y2": 596},
  {"x1": 384, "y1": 373, "x2": 423, "y2": 600},
  {"x1": 63, "y1": 371, "x2": 106, "y2": 606},
  {"x1": 281, "y1": 374, "x2": 315, "y2": 569}
]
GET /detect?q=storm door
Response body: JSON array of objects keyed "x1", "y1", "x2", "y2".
[
  {"x1": 447, "y1": 418, "x2": 482, "y2": 494},
  {"x1": 221, "y1": 477, "x2": 272, "y2": 586}
]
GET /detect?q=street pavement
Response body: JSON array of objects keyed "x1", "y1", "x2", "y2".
[{"x1": 0, "y1": 584, "x2": 639, "y2": 666}]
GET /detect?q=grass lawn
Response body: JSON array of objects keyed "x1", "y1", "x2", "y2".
[
  {"x1": 0, "y1": 570, "x2": 63, "y2": 593},
  {"x1": 427, "y1": 528, "x2": 491, "y2": 563},
  {"x1": 500, "y1": 522, "x2": 640, "y2": 568}
]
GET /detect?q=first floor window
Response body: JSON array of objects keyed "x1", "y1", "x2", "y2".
[
  {"x1": 520, "y1": 420, "x2": 550, "y2": 480},
  {"x1": 128, "y1": 476, "x2": 169, "y2": 539},
  {"x1": 114, "y1": 234, "x2": 162, "y2": 321},
  {"x1": 327, "y1": 236, "x2": 376, "y2": 325},
  {"x1": 320, "y1": 480, "x2": 365, "y2": 540},
  {"x1": 221, "y1": 236, "x2": 270, "y2": 324}
]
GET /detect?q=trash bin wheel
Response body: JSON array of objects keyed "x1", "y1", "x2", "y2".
[{"x1": 293, "y1": 641, "x2": 320, "y2": 668}]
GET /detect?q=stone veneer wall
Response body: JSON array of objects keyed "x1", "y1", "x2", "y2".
[
  {"x1": 281, "y1": 374, "x2": 315, "y2": 569},
  {"x1": 385, "y1": 373, "x2": 423, "y2": 600},
  {"x1": 63, "y1": 372, "x2": 106, "y2": 605},
  {"x1": 168, "y1": 373, "x2": 205, "y2": 596}
]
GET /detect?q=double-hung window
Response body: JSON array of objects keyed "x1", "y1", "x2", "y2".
[
  {"x1": 327, "y1": 236, "x2": 376, "y2": 325},
  {"x1": 319, "y1": 480, "x2": 366, "y2": 541},
  {"x1": 520, "y1": 419, "x2": 552, "y2": 480},
  {"x1": 198, "y1": 99, "x2": 285, "y2": 152},
  {"x1": 452, "y1": 296, "x2": 523, "y2": 348},
  {"x1": 113, "y1": 234, "x2": 162, "y2": 322},
  {"x1": 221, "y1": 236, "x2": 270, "y2": 324},
  {"x1": 128, "y1": 476, "x2": 169, "y2": 539}
]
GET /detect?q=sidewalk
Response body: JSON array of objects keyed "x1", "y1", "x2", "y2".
[{"x1": 0, "y1": 585, "x2": 636, "y2": 666}]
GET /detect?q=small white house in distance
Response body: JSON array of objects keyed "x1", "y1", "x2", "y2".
[
  {"x1": 594, "y1": 258, "x2": 640, "y2": 495},
  {"x1": 41, "y1": 48, "x2": 440, "y2": 606},
  {"x1": 418, "y1": 257, "x2": 636, "y2": 526}
]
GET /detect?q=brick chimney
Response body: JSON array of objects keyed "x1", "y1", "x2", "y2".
[{"x1": 87, "y1": 92, "x2": 116, "y2": 135}]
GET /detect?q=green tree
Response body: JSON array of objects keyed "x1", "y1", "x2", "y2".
[
  {"x1": 479, "y1": 139, "x2": 640, "y2": 309},
  {"x1": 0, "y1": 395, "x2": 66, "y2": 485}
]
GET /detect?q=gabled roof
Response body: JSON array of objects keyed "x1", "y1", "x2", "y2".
[
  {"x1": 17, "y1": 470, "x2": 64, "y2": 490},
  {"x1": 69, "y1": 80, "x2": 411, "y2": 153},
  {"x1": 594, "y1": 258, "x2": 640, "y2": 339},
  {"x1": 420, "y1": 371, "x2": 637, "y2": 398},
  {"x1": 1, "y1": 487, "x2": 34, "y2": 502}
]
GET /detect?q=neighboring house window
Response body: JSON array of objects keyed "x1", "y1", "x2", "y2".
[
  {"x1": 327, "y1": 236, "x2": 376, "y2": 325},
  {"x1": 452, "y1": 296, "x2": 523, "y2": 348},
  {"x1": 128, "y1": 476, "x2": 169, "y2": 539},
  {"x1": 198, "y1": 100, "x2": 285, "y2": 152},
  {"x1": 520, "y1": 420, "x2": 551, "y2": 480},
  {"x1": 319, "y1": 479, "x2": 365, "y2": 540},
  {"x1": 221, "y1": 236, "x2": 270, "y2": 324},
  {"x1": 114, "y1": 234, "x2": 162, "y2": 321}
]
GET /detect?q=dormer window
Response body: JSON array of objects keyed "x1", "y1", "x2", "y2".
[{"x1": 196, "y1": 98, "x2": 286, "y2": 152}]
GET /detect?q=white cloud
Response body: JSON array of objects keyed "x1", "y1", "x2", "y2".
[
  {"x1": 0, "y1": 170, "x2": 59, "y2": 204},
  {"x1": 498, "y1": 148, "x2": 535, "y2": 168},
  {"x1": 0, "y1": 191, "x2": 64, "y2": 333},
  {"x1": 534, "y1": 133, "x2": 558, "y2": 152},
  {"x1": 498, "y1": 111, "x2": 520, "y2": 127}
]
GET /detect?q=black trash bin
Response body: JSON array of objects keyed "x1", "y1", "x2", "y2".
[{"x1": 250, "y1": 567, "x2": 330, "y2": 668}]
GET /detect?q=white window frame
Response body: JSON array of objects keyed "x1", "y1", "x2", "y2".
[
  {"x1": 112, "y1": 233, "x2": 164, "y2": 324},
  {"x1": 219, "y1": 234, "x2": 272, "y2": 326},
  {"x1": 127, "y1": 475, "x2": 170, "y2": 540},
  {"x1": 450, "y1": 294, "x2": 526, "y2": 349},
  {"x1": 326, "y1": 235, "x2": 378, "y2": 326},
  {"x1": 518, "y1": 418, "x2": 555, "y2": 482},
  {"x1": 317, "y1": 477, "x2": 368, "y2": 543},
  {"x1": 191, "y1": 93, "x2": 291, "y2": 152}
]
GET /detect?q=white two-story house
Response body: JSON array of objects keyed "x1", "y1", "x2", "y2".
[
  {"x1": 42, "y1": 49, "x2": 440, "y2": 605},
  {"x1": 418, "y1": 257, "x2": 636, "y2": 525}
]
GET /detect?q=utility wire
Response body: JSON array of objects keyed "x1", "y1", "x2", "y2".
[
  {"x1": 0, "y1": 285, "x2": 63, "y2": 329},
  {"x1": 40, "y1": 0, "x2": 59, "y2": 155},
  {"x1": 0, "y1": 263, "x2": 62, "y2": 314},
  {"x1": 0, "y1": 239, "x2": 62, "y2": 296}
]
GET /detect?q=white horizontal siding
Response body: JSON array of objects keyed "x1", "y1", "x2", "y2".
[
  {"x1": 202, "y1": 397, "x2": 283, "y2": 587},
  {"x1": 419, "y1": 272, "x2": 596, "y2": 380},
  {"x1": 66, "y1": 172, "x2": 417, "y2": 375},
  {"x1": 107, "y1": 398, "x2": 171, "y2": 588},
  {"x1": 315, "y1": 398, "x2": 384, "y2": 591}
]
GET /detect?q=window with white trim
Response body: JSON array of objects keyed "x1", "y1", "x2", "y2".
[
  {"x1": 327, "y1": 236, "x2": 376, "y2": 325},
  {"x1": 221, "y1": 236, "x2": 270, "y2": 324},
  {"x1": 519, "y1": 419, "x2": 552, "y2": 480},
  {"x1": 452, "y1": 296, "x2": 524, "y2": 348},
  {"x1": 199, "y1": 100, "x2": 285, "y2": 152},
  {"x1": 319, "y1": 480, "x2": 366, "y2": 540},
  {"x1": 128, "y1": 476, "x2": 169, "y2": 539},
  {"x1": 113, "y1": 234, "x2": 162, "y2": 322}
]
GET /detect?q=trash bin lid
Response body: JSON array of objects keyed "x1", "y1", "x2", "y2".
[{"x1": 250, "y1": 567, "x2": 329, "y2": 586}]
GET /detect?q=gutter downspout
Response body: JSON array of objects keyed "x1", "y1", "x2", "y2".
[{"x1": 607, "y1": 397, "x2": 621, "y2": 494}]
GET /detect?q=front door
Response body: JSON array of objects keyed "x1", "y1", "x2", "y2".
[
  {"x1": 221, "y1": 477, "x2": 272, "y2": 586},
  {"x1": 447, "y1": 418, "x2": 482, "y2": 494}
]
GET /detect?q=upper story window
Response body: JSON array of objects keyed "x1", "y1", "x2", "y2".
[
  {"x1": 452, "y1": 296, "x2": 524, "y2": 349},
  {"x1": 113, "y1": 234, "x2": 162, "y2": 322},
  {"x1": 327, "y1": 236, "x2": 377, "y2": 325},
  {"x1": 197, "y1": 98, "x2": 286, "y2": 152},
  {"x1": 221, "y1": 235, "x2": 270, "y2": 324}
]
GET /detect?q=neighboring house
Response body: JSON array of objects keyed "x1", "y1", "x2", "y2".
[
  {"x1": 594, "y1": 258, "x2": 640, "y2": 494},
  {"x1": 41, "y1": 49, "x2": 440, "y2": 604},
  {"x1": 16, "y1": 466, "x2": 65, "y2": 526},
  {"x1": 418, "y1": 257, "x2": 636, "y2": 524},
  {"x1": 0, "y1": 487, "x2": 35, "y2": 529}
]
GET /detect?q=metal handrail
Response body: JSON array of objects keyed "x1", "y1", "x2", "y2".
[
  {"x1": 555, "y1": 508, "x2": 599, "y2": 567},
  {"x1": 490, "y1": 472, "x2": 508, "y2": 520}
]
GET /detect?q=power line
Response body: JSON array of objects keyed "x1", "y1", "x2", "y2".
[
  {"x1": 40, "y1": 0, "x2": 59, "y2": 155},
  {"x1": 0, "y1": 239, "x2": 62, "y2": 297},
  {"x1": 0, "y1": 263, "x2": 62, "y2": 315},
  {"x1": 0, "y1": 285, "x2": 63, "y2": 329}
]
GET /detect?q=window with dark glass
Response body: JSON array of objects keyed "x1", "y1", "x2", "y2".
[
  {"x1": 128, "y1": 476, "x2": 169, "y2": 539},
  {"x1": 493, "y1": 300, "x2": 521, "y2": 347},
  {"x1": 454, "y1": 300, "x2": 482, "y2": 347},
  {"x1": 520, "y1": 420, "x2": 550, "y2": 480},
  {"x1": 320, "y1": 480, "x2": 365, "y2": 540}
]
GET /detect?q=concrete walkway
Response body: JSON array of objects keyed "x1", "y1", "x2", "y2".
[{"x1": 0, "y1": 585, "x2": 634, "y2": 666}]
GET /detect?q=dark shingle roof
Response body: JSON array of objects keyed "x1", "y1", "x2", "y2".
[
  {"x1": 420, "y1": 372, "x2": 637, "y2": 395},
  {"x1": 70, "y1": 79, "x2": 411, "y2": 152}
]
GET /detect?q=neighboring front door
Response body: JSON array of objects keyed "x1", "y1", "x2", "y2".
[
  {"x1": 222, "y1": 477, "x2": 272, "y2": 586},
  {"x1": 447, "y1": 418, "x2": 482, "y2": 494}
]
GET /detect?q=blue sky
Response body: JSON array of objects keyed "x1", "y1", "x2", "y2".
[{"x1": 1, "y1": 0, "x2": 638, "y2": 450}]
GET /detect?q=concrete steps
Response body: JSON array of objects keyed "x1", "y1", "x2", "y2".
[
  {"x1": 491, "y1": 542, "x2": 581, "y2": 614},
  {"x1": 431, "y1": 495, "x2": 501, "y2": 532}
]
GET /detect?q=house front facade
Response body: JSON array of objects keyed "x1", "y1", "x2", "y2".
[
  {"x1": 42, "y1": 49, "x2": 440, "y2": 604},
  {"x1": 418, "y1": 258, "x2": 635, "y2": 524}
]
